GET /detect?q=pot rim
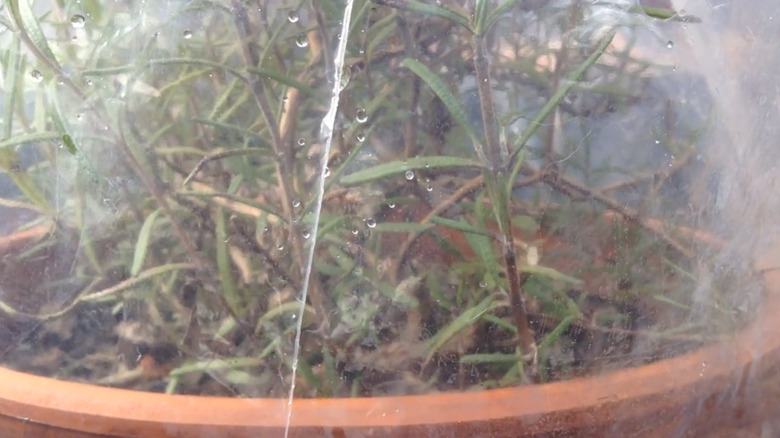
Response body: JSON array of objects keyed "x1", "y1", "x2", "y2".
[{"x1": 0, "y1": 226, "x2": 778, "y2": 437}]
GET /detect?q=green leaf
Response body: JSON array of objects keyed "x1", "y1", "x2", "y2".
[
  {"x1": 246, "y1": 67, "x2": 322, "y2": 100},
  {"x1": 2, "y1": 35, "x2": 22, "y2": 140},
  {"x1": 520, "y1": 264, "x2": 583, "y2": 285},
  {"x1": 425, "y1": 294, "x2": 498, "y2": 362},
  {"x1": 47, "y1": 81, "x2": 99, "y2": 183},
  {"x1": 486, "y1": 0, "x2": 523, "y2": 30},
  {"x1": 429, "y1": 216, "x2": 491, "y2": 237},
  {"x1": 473, "y1": 0, "x2": 491, "y2": 35},
  {"x1": 340, "y1": 156, "x2": 483, "y2": 185},
  {"x1": 7, "y1": 0, "x2": 64, "y2": 73},
  {"x1": 373, "y1": 222, "x2": 434, "y2": 234},
  {"x1": 539, "y1": 314, "x2": 579, "y2": 350},
  {"x1": 131, "y1": 208, "x2": 162, "y2": 276},
  {"x1": 510, "y1": 28, "x2": 617, "y2": 160},
  {"x1": 0, "y1": 132, "x2": 62, "y2": 151},
  {"x1": 460, "y1": 352, "x2": 520, "y2": 365},
  {"x1": 374, "y1": 0, "x2": 471, "y2": 31},
  {"x1": 401, "y1": 58, "x2": 486, "y2": 162},
  {"x1": 465, "y1": 230, "x2": 500, "y2": 285},
  {"x1": 215, "y1": 207, "x2": 240, "y2": 315}
]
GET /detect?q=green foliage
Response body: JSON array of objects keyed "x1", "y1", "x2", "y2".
[{"x1": 0, "y1": 0, "x2": 748, "y2": 398}]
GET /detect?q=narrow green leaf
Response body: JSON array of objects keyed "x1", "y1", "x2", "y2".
[
  {"x1": 254, "y1": 301, "x2": 316, "y2": 333},
  {"x1": 510, "y1": 29, "x2": 617, "y2": 160},
  {"x1": 653, "y1": 294, "x2": 690, "y2": 310},
  {"x1": 486, "y1": 0, "x2": 523, "y2": 30},
  {"x1": 473, "y1": 0, "x2": 491, "y2": 35},
  {"x1": 425, "y1": 294, "x2": 498, "y2": 362},
  {"x1": 460, "y1": 352, "x2": 520, "y2": 365},
  {"x1": 341, "y1": 156, "x2": 483, "y2": 186},
  {"x1": 215, "y1": 207, "x2": 240, "y2": 315},
  {"x1": 0, "y1": 132, "x2": 62, "y2": 151},
  {"x1": 47, "y1": 81, "x2": 99, "y2": 183},
  {"x1": 131, "y1": 208, "x2": 162, "y2": 276},
  {"x1": 373, "y1": 222, "x2": 434, "y2": 234},
  {"x1": 374, "y1": 0, "x2": 471, "y2": 30},
  {"x1": 520, "y1": 264, "x2": 583, "y2": 285},
  {"x1": 82, "y1": 58, "x2": 245, "y2": 81},
  {"x1": 246, "y1": 67, "x2": 321, "y2": 100},
  {"x1": 7, "y1": 0, "x2": 64, "y2": 73},
  {"x1": 429, "y1": 216, "x2": 492, "y2": 237},
  {"x1": 402, "y1": 58, "x2": 485, "y2": 161},
  {"x1": 465, "y1": 230, "x2": 500, "y2": 284},
  {"x1": 2, "y1": 36, "x2": 22, "y2": 140},
  {"x1": 539, "y1": 314, "x2": 579, "y2": 349}
]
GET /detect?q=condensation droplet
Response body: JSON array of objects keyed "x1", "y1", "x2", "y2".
[
  {"x1": 426, "y1": 184, "x2": 433, "y2": 192},
  {"x1": 30, "y1": 70, "x2": 43, "y2": 82},
  {"x1": 302, "y1": 229, "x2": 311, "y2": 239},
  {"x1": 295, "y1": 33, "x2": 308, "y2": 48},
  {"x1": 292, "y1": 199, "x2": 301, "y2": 208},
  {"x1": 351, "y1": 228, "x2": 359, "y2": 235},
  {"x1": 356, "y1": 131, "x2": 366, "y2": 143},
  {"x1": 276, "y1": 244, "x2": 285, "y2": 251},
  {"x1": 654, "y1": 139, "x2": 660, "y2": 145},
  {"x1": 70, "y1": 14, "x2": 86, "y2": 29},
  {"x1": 183, "y1": 30, "x2": 193, "y2": 39},
  {"x1": 356, "y1": 108, "x2": 368, "y2": 123},
  {"x1": 366, "y1": 218, "x2": 376, "y2": 228},
  {"x1": 76, "y1": 113, "x2": 84, "y2": 121},
  {"x1": 288, "y1": 10, "x2": 299, "y2": 23},
  {"x1": 297, "y1": 137, "x2": 306, "y2": 146},
  {"x1": 404, "y1": 170, "x2": 414, "y2": 181},
  {"x1": 323, "y1": 167, "x2": 331, "y2": 178},
  {"x1": 388, "y1": 202, "x2": 396, "y2": 209},
  {"x1": 479, "y1": 280, "x2": 487, "y2": 288},
  {"x1": 666, "y1": 40, "x2": 674, "y2": 49}
]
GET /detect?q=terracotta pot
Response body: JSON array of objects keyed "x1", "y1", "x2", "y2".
[{"x1": 0, "y1": 225, "x2": 778, "y2": 438}]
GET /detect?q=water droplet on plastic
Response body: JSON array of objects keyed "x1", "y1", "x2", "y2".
[
  {"x1": 666, "y1": 40, "x2": 674, "y2": 49},
  {"x1": 388, "y1": 202, "x2": 396, "y2": 209},
  {"x1": 30, "y1": 70, "x2": 43, "y2": 82},
  {"x1": 426, "y1": 185, "x2": 433, "y2": 192},
  {"x1": 292, "y1": 199, "x2": 301, "y2": 208},
  {"x1": 356, "y1": 108, "x2": 368, "y2": 123},
  {"x1": 351, "y1": 228, "x2": 359, "y2": 235},
  {"x1": 276, "y1": 244, "x2": 285, "y2": 251},
  {"x1": 288, "y1": 10, "x2": 299, "y2": 23},
  {"x1": 76, "y1": 113, "x2": 84, "y2": 121},
  {"x1": 654, "y1": 139, "x2": 660, "y2": 145},
  {"x1": 356, "y1": 131, "x2": 366, "y2": 142},
  {"x1": 295, "y1": 33, "x2": 308, "y2": 48},
  {"x1": 479, "y1": 280, "x2": 487, "y2": 288},
  {"x1": 70, "y1": 14, "x2": 86, "y2": 29},
  {"x1": 323, "y1": 167, "x2": 331, "y2": 178},
  {"x1": 404, "y1": 170, "x2": 414, "y2": 181},
  {"x1": 297, "y1": 137, "x2": 306, "y2": 146},
  {"x1": 366, "y1": 218, "x2": 376, "y2": 228},
  {"x1": 183, "y1": 30, "x2": 193, "y2": 39},
  {"x1": 302, "y1": 229, "x2": 311, "y2": 239}
]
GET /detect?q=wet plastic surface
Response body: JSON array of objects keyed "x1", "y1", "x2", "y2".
[{"x1": 0, "y1": 0, "x2": 779, "y2": 436}]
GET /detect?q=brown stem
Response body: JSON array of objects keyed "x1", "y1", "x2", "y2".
[
  {"x1": 230, "y1": 2, "x2": 329, "y2": 323},
  {"x1": 539, "y1": 168, "x2": 693, "y2": 259},
  {"x1": 473, "y1": 34, "x2": 507, "y2": 168},
  {"x1": 472, "y1": 28, "x2": 537, "y2": 365}
]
